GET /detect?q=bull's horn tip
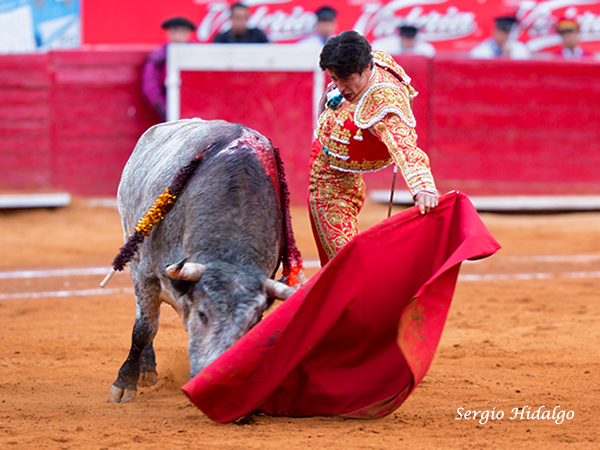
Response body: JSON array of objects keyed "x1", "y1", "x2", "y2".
[{"x1": 100, "y1": 268, "x2": 116, "y2": 288}]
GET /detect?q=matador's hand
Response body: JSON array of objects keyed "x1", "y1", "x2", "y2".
[{"x1": 415, "y1": 191, "x2": 439, "y2": 215}]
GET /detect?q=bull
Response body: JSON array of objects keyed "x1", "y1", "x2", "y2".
[{"x1": 107, "y1": 119, "x2": 302, "y2": 403}]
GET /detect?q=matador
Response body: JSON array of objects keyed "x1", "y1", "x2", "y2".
[{"x1": 309, "y1": 32, "x2": 439, "y2": 265}]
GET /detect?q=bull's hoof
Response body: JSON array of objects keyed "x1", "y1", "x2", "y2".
[
  {"x1": 108, "y1": 384, "x2": 137, "y2": 403},
  {"x1": 138, "y1": 371, "x2": 158, "y2": 387}
]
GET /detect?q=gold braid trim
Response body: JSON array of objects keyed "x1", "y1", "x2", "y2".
[{"x1": 134, "y1": 189, "x2": 177, "y2": 238}]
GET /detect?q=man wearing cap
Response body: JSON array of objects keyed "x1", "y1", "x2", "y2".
[
  {"x1": 213, "y1": 3, "x2": 269, "y2": 43},
  {"x1": 470, "y1": 16, "x2": 531, "y2": 59},
  {"x1": 555, "y1": 18, "x2": 591, "y2": 59},
  {"x1": 374, "y1": 25, "x2": 436, "y2": 57},
  {"x1": 141, "y1": 17, "x2": 196, "y2": 121},
  {"x1": 297, "y1": 6, "x2": 338, "y2": 47}
]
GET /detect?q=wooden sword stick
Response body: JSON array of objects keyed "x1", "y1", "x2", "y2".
[{"x1": 387, "y1": 165, "x2": 398, "y2": 218}]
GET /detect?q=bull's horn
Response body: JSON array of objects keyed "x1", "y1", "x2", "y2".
[
  {"x1": 265, "y1": 279, "x2": 295, "y2": 300},
  {"x1": 166, "y1": 261, "x2": 206, "y2": 282}
]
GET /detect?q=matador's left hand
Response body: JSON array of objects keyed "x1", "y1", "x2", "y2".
[{"x1": 415, "y1": 191, "x2": 439, "y2": 215}]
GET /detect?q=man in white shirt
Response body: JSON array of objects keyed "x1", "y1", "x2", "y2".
[
  {"x1": 470, "y1": 16, "x2": 531, "y2": 60},
  {"x1": 297, "y1": 6, "x2": 337, "y2": 47},
  {"x1": 373, "y1": 25, "x2": 436, "y2": 57}
]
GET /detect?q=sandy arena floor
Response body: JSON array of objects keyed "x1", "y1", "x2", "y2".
[{"x1": 0, "y1": 196, "x2": 599, "y2": 449}]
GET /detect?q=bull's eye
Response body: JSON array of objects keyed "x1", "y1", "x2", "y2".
[{"x1": 198, "y1": 311, "x2": 208, "y2": 324}]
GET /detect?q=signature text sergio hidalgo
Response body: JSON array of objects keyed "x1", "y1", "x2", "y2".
[{"x1": 456, "y1": 405, "x2": 575, "y2": 425}]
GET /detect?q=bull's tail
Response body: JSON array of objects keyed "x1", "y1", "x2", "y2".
[{"x1": 272, "y1": 147, "x2": 305, "y2": 287}]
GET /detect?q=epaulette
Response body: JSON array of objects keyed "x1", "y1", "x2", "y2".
[{"x1": 354, "y1": 75, "x2": 416, "y2": 129}]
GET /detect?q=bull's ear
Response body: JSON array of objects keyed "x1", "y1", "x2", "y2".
[
  {"x1": 166, "y1": 261, "x2": 206, "y2": 282},
  {"x1": 169, "y1": 278, "x2": 196, "y2": 296}
]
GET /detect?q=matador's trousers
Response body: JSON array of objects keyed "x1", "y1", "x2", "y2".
[{"x1": 308, "y1": 141, "x2": 366, "y2": 266}]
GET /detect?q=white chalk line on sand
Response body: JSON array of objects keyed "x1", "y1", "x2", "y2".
[
  {"x1": 0, "y1": 267, "x2": 123, "y2": 279},
  {"x1": 0, "y1": 254, "x2": 598, "y2": 280},
  {"x1": 1, "y1": 267, "x2": 600, "y2": 302},
  {"x1": 0, "y1": 287, "x2": 135, "y2": 300}
]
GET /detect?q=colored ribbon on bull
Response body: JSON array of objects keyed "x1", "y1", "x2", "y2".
[
  {"x1": 272, "y1": 145, "x2": 305, "y2": 287},
  {"x1": 100, "y1": 146, "x2": 214, "y2": 288}
]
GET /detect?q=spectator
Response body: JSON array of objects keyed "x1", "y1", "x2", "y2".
[
  {"x1": 470, "y1": 16, "x2": 531, "y2": 59},
  {"x1": 555, "y1": 18, "x2": 591, "y2": 59},
  {"x1": 379, "y1": 24, "x2": 436, "y2": 57},
  {"x1": 212, "y1": 3, "x2": 269, "y2": 43},
  {"x1": 141, "y1": 17, "x2": 196, "y2": 121},
  {"x1": 297, "y1": 6, "x2": 338, "y2": 47},
  {"x1": 398, "y1": 25, "x2": 436, "y2": 56}
]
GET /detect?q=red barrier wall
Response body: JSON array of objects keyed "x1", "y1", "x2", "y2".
[
  {"x1": 0, "y1": 49, "x2": 159, "y2": 197},
  {"x1": 430, "y1": 57, "x2": 600, "y2": 196},
  {"x1": 1, "y1": 50, "x2": 599, "y2": 202},
  {"x1": 0, "y1": 54, "x2": 52, "y2": 191},
  {"x1": 180, "y1": 70, "x2": 314, "y2": 204}
]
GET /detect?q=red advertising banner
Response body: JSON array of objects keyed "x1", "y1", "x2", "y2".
[{"x1": 83, "y1": 0, "x2": 600, "y2": 54}]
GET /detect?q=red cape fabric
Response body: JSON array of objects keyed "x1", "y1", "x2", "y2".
[{"x1": 182, "y1": 191, "x2": 500, "y2": 423}]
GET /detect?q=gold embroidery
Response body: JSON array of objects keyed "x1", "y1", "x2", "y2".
[
  {"x1": 372, "y1": 117, "x2": 437, "y2": 196},
  {"x1": 309, "y1": 151, "x2": 366, "y2": 260},
  {"x1": 318, "y1": 100, "x2": 356, "y2": 160},
  {"x1": 354, "y1": 82, "x2": 416, "y2": 129},
  {"x1": 309, "y1": 51, "x2": 437, "y2": 262},
  {"x1": 372, "y1": 50, "x2": 418, "y2": 101},
  {"x1": 329, "y1": 157, "x2": 392, "y2": 173}
]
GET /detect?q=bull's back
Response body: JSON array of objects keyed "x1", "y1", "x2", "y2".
[
  {"x1": 179, "y1": 145, "x2": 282, "y2": 270},
  {"x1": 117, "y1": 119, "x2": 283, "y2": 274},
  {"x1": 118, "y1": 119, "x2": 243, "y2": 230}
]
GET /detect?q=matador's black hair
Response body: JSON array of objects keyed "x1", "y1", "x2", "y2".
[{"x1": 319, "y1": 30, "x2": 373, "y2": 79}]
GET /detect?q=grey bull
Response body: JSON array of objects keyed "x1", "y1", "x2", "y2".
[{"x1": 108, "y1": 119, "x2": 301, "y2": 403}]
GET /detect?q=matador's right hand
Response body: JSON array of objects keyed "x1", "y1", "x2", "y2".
[{"x1": 415, "y1": 191, "x2": 439, "y2": 215}]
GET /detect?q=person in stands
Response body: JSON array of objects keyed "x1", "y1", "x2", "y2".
[
  {"x1": 297, "y1": 5, "x2": 338, "y2": 47},
  {"x1": 378, "y1": 24, "x2": 436, "y2": 57},
  {"x1": 554, "y1": 17, "x2": 591, "y2": 59},
  {"x1": 469, "y1": 16, "x2": 531, "y2": 59},
  {"x1": 212, "y1": 3, "x2": 269, "y2": 43},
  {"x1": 141, "y1": 17, "x2": 196, "y2": 121}
]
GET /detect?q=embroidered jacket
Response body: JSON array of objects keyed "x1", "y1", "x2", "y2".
[{"x1": 317, "y1": 51, "x2": 437, "y2": 197}]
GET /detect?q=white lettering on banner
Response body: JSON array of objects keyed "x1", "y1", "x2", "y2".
[
  {"x1": 248, "y1": 5, "x2": 315, "y2": 41},
  {"x1": 353, "y1": 0, "x2": 477, "y2": 42},
  {"x1": 196, "y1": 0, "x2": 600, "y2": 49},
  {"x1": 240, "y1": 0, "x2": 291, "y2": 5},
  {"x1": 516, "y1": 0, "x2": 600, "y2": 51},
  {"x1": 197, "y1": 0, "x2": 314, "y2": 42},
  {"x1": 197, "y1": 2, "x2": 230, "y2": 42}
]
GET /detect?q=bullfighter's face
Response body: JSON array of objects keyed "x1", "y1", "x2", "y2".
[{"x1": 326, "y1": 66, "x2": 373, "y2": 102}]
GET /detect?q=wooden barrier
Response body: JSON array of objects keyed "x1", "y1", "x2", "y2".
[
  {"x1": 0, "y1": 54, "x2": 52, "y2": 191},
  {"x1": 430, "y1": 56, "x2": 600, "y2": 196},
  {"x1": 0, "y1": 49, "x2": 158, "y2": 197}
]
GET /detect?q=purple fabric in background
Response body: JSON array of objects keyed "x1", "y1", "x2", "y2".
[{"x1": 141, "y1": 44, "x2": 167, "y2": 121}]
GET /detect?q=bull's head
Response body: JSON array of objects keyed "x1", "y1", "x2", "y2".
[
  {"x1": 166, "y1": 261, "x2": 294, "y2": 299},
  {"x1": 166, "y1": 260, "x2": 294, "y2": 378}
]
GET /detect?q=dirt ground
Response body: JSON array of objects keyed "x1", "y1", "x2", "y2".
[{"x1": 0, "y1": 195, "x2": 599, "y2": 449}]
